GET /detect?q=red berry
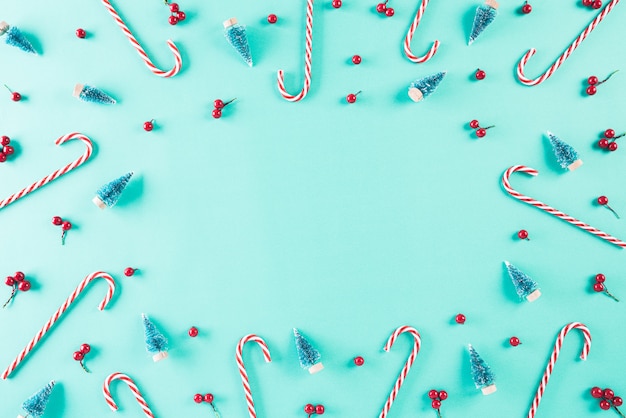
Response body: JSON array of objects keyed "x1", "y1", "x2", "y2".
[
  {"x1": 80, "y1": 343, "x2": 91, "y2": 354},
  {"x1": 267, "y1": 14, "x2": 278, "y2": 24},
  {"x1": 354, "y1": 356, "x2": 364, "y2": 366},
  {"x1": 212, "y1": 109, "x2": 222, "y2": 119},
  {"x1": 5, "y1": 276, "x2": 15, "y2": 286},
  {"x1": 194, "y1": 394, "x2": 203, "y2": 403},
  {"x1": 169, "y1": 2, "x2": 180, "y2": 12},
  {"x1": 469, "y1": 119, "x2": 480, "y2": 129},
  {"x1": 143, "y1": 121, "x2": 154, "y2": 131},
  {"x1": 3, "y1": 145, "x2": 14, "y2": 155},
  {"x1": 169, "y1": 15, "x2": 179, "y2": 25},
  {"x1": 605, "y1": 129, "x2": 616, "y2": 138},
  {"x1": 304, "y1": 404, "x2": 315, "y2": 414},
  {"x1": 332, "y1": 0, "x2": 342, "y2": 8},
  {"x1": 376, "y1": 2, "x2": 387, "y2": 12},
  {"x1": 352, "y1": 55, "x2": 362, "y2": 65},
  {"x1": 592, "y1": 0, "x2": 602, "y2": 8},
  {"x1": 385, "y1": 7, "x2": 394, "y2": 16},
  {"x1": 613, "y1": 397, "x2": 623, "y2": 407},
  {"x1": 604, "y1": 389, "x2": 615, "y2": 399},
  {"x1": 76, "y1": 28, "x2": 86, "y2": 38},
  {"x1": 596, "y1": 274, "x2": 606, "y2": 283},
  {"x1": 587, "y1": 85, "x2": 597, "y2": 95},
  {"x1": 509, "y1": 336, "x2": 521, "y2": 346},
  {"x1": 455, "y1": 313, "x2": 466, "y2": 324},
  {"x1": 0, "y1": 136, "x2": 9, "y2": 146},
  {"x1": 204, "y1": 393, "x2": 214, "y2": 403},
  {"x1": 475, "y1": 69, "x2": 486, "y2": 80},
  {"x1": 18, "y1": 280, "x2": 31, "y2": 291},
  {"x1": 177, "y1": 11, "x2": 186, "y2": 21},
  {"x1": 124, "y1": 267, "x2": 136, "y2": 277},
  {"x1": 52, "y1": 216, "x2": 63, "y2": 226},
  {"x1": 582, "y1": 0, "x2": 593, "y2": 5},
  {"x1": 11, "y1": 92, "x2": 21, "y2": 101},
  {"x1": 588, "y1": 75, "x2": 599, "y2": 85},
  {"x1": 438, "y1": 390, "x2": 448, "y2": 401},
  {"x1": 214, "y1": 99, "x2": 225, "y2": 109},
  {"x1": 598, "y1": 196, "x2": 609, "y2": 205},
  {"x1": 315, "y1": 405, "x2": 325, "y2": 415},
  {"x1": 591, "y1": 387, "x2": 604, "y2": 398},
  {"x1": 189, "y1": 326, "x2": 199, "y2": 337},
  {"x1": 14, "y1": 272, "x2": 24, "y2": 282},
  {"x1": 593, "y1": 282, "x2": 605, "y2": 292},
  {"x1": 476, "y1": 128, "x2": 487, "y2": 138},
  {"x1": 600, "y1": 400, "x2": 611, "y2": 410},
  {"x1": 522, "y1": 3, "x2": 532, "y2": 13},
  {"x1": 517, "y1": 230, "x2": 529, "y2": 240},
  {"x1": 0, "y1": 153, "x2": 6, "y2": 163},
  {"x1": 73, "y1": 351, "x2": 84, "y2": 361},
  {"x1": 431, "y1": 399, "x2": 442, "y2": 409},
  {"x1": 62, "y1": 221, "x2": 72, "y2": 231},
  {"x1": 608, "y1": 142, "x2": 618, "y2": 151},
  {"x1": 346, "y1": 93, "x2": 357, "y2": 103},
  {"x1": 428, "y1": 389, "x2": 439, "y2": 399},
  {"x1": 598, "y1": 138, "x2": 609, "y2": 148}
]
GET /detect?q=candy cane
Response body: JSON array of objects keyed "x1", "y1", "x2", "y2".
[
  {"x1": 1, "y1": 271, "x2": 116, "y2": 379},
  {"x1": 276, "y1": 0, "x2": 313, "y2": 102},
  {"x1": 502, "y1": 165, "x2": 626, "y2": 248},
  {"x1": 527, "y1": 322, "x2": 591, "y2": 418},
  {"x1": 516, "y1": 0, "x2": 619, "y2": 86},
  {"x1": 404, "y1": 0, "x2": 440, "y2": 63},
  {"x1": 378, "y1": 326, "x2": 422, "y2": 418},
  {"x1": 100, "y1": 0, "x2": 182, "y2": 78},
  {"x1": 104, "y1": 372, "x2": 155, "y2": 418},
  {"x1": 0, "y1": 133, "x2": 93, "y2": 210},
  {"x1": 236, "y1": 334, "x2": 272, "y2": 418}
]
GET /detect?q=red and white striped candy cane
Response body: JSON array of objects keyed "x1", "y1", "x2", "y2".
[
  {"x1": 277, "y1": 0, "x2": 313, "y2": 102},
  {"x1": 104, "y1": 372, "x2": 155, "y2": 418},
  {"x1": 517, "y1": 0, "x2": 619, "y2": 86},
  {"x1": 1, "y1": 271, "x2": 116, "y2": 379},
  {"x1": 404, "y1": 0, "x2": 440, "y2": 63},
  {"x1": 502, "y1": 165, "x2": 626, "y2": 248},
  {"x1": 378, "y1": 326, "x2": 422, "y2": 418},
  {"x1": 236, "y1": 334, "x2": 272, "y2": 418},
  {"x1": 527, "y1": 322, "x2": 591, "y2": 418},
  {"x1": 0, "y1": 132, "x2": 93, "y2": 210},
  {"x1": 100, "y1": 0, "x2": 182, "y2": 78}
]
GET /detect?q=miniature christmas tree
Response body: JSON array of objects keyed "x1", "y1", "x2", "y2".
[
  {"x1": 505, "y1": 261, "x2": 541, "y2": 302},
  {"x1": 547, "y1": 131, "x2": 583, "y2": 171},
  {"x1": 73, "y1": 83, "x2": 117, "y2": 104},
  {"x1": 468, "y1": 0, "x2": 498, "y2": 45},
  {"x1": 18, "y1": 381, "x2": 55, "y2": 418},
  {"x1": 408, "y1": 71, "x2": 446, "y2": 102},
  {"x1": 93, "y1": 172, "x2": 133, "y2": 209},
  {"x1": 468, "y1": 344, "x2": 496, "y2": 395},
  {"x1": 142, "y1": 313, "x2": 168, "y2": 362},
  {"x1": 223, "y1": 18, "x2": 252, "y2": 67},
  {"x1": 0, "y1": 21, "x2": 37, "y2": 54},
  {"x1": 293, "y1": 328, "x2": 324, "y2": 374}
]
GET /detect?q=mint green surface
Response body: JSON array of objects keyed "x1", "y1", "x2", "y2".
[{"x1": 1, "y1": 1, "x2": 626, "y2": 417}]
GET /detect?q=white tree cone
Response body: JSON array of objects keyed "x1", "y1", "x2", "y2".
[
  {"x1": 92, "y1": 196, "x2": 106, "y2": 209},
  {"x1": 18, "y1": 415, "x2": 27, "y2": 418},
  {"x1": 481, "y1": 384, "x2": 497, "y2": 395},
  {"x1": 152, "y1": 351, "x2": 168, "y2": 362},
  {"x1": 567, "y1": 159, "x2": 583, "y2": 171},
  {"x1": 73, "y1": 83, "x2": 84, "y2": 98},
  {"x1": 408, "y1": 88, "x2": 424, "y2": 102},
  {"x1": 0, "y1": 22, "x2": 9, "y2": 36},
  {"x1": 526, "y1": 289, "x2": 542, "y2": 302},
  {"x1": 308, "y1": 362, "x2": 324, "y2": 374},
  {"x1": 223, "y1": 17, "x2": 237, "y2": 28},
  {"x1": 485, "y1": 0, "x2": 499, "y2": 9}
]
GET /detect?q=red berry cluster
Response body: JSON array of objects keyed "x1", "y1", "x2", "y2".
[
  {"x1": 332, "y1": 0, "x2": 342, "y2": 8},
  {"x1": 346, "y1": 90, "x2": 361, "y2": 104},
  {"x1": 475, "y1": 68, "x2": 486, "y2": 80},
  {"x1": 469, "y1": 119, "x2": 495, "y2": 138},
  {"x1": 52, "y1": 216, "x2": 73, "y2": 245},
  {"x1": 517, "y1": 229, "x2": 530, "y2": 240},
  {"x1": 521, "y1": 1, "x2": 532, "y2": 13},
  {"x1": 586, "y1": 71, "x2": 618, "y2": 96},
  {"x1": 304, "y1": 403, "x2": 325, "y2": 417},
  {"x1": 73, "y1": 343, "x2": 91, "y2": 373},
  {"x1": 597, "y1": 196, "x2": 620, "y2": 219},
  {"x1": 4, "y1": 84, "x2": 21, "y2": 102},
  {"x1": 376, "y1": 0, "x2": 395, "y2": 16},
  {"x1": 3, "y1": 271, "x2": 30, "y2": 308},
  {"x1": 165, "y1": 1, "x2": 186, "y2": 25},
  {"x1": 582, "y1": 0, "x2": 603, "y2": 9},
  {"x1": 597, "y1": 128, "x2": 624, "y2": 152},
  {"x1": 590, "y1": 386, "x2": 624, "y2": 413},
  {"x1": 0, "y1": 135, "x2": 15, "y2": 163},
  {"x1": 428, "y1": 389, "x2": 448, "y2": 417},
  {"x1": 194, "y1": 393, "x2": 220, "y2": 416},
  {"x1": 212, "y1": 98, "x2": 236, "y2": 119},
  {"x1": 592, "y1": 274, "x2": 619, "y2": 302}
]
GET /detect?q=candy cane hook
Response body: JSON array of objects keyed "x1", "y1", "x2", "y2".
[
  {"x1": 104, "y1": 372, "x2": 156, "y2": 418},
  {"x1": 502, "y1": 165, "x2": 626, "y2": 248},
  {"x1": 527, "y1": 322, "x2": 591, "y2": 418},
  {"x1": 0, "y1": 133, "x2": 93, "y2": 210},
  {"x1": 100, "y1": 0, "x2": 182, "y2": 78},
  {"x1": 378, "y1": 326, "x2": 422, "y2": 418},
  {"x1": 236, "y1": 334, "x2": 272, "y2": 418},
  {"x1": 1, "y1": 271, "x2": 116, "y2": 379},
  {"x1": 277, "y1": 0, "x2": 313, "y2": 102},
  {"x1": 516, "y1": 0, "x2": 619, "y2": 86},
  {"x1": 404, "y1": 0, "x2": 440, "y2": 63}
]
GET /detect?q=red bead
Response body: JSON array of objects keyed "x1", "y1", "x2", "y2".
[
  {"x1": 588, "y1": 75, "x2": 599, "y2": 85},
  {"x1": 509, "y1": 336, "x2": 521, "y2": 346},
  {"x1": 352, "y1": 55, "x2": 362, "y2": 65},
  {"x1": 177, "y1": 11, "x2": 186, "y2": 21},
  {"x1": 438, "y1": 390, "x2": 448, "y2": 401},
  {"x1": 455, "y1": 313, "x2": 466, "y2": 324},
  {"x1": 598, "y1": 138, "x2": 609, "y2": 148},
  {"x1": 0, "y1": 153, "x2": 6, "y2": 163},
  {"x1": 608, "y1": 142, "x2": 618, "y2": 151},
  {"x1": 613, "y1": 397, "x2": 623, "y2": 407},
  {"x1": 267, "y1": 14, "x2": 278, "y2": 24},
  {"x1": 592, "y1": 0, "x2": 602, "y2": 8},
  {"x1": 605, "y1": 129, "x2": 616, "y2": 138},
  {"x1": 169, "y1": 2, "x2": 180, "y2": 12},
  {"x1": 475, "y1": 69, "x2": 486, "y2": 80},
  {"x1": 598, "y1": 196, "x2": 609, "y2": 205},
  {"x1": 476, "y1": 128, "x2": 487, "y2": 138},
  {"x1": 204, "y1": 393, "x2": 214, "y2": 403},
  {"x1": 315, "y1": 405, "x2": 325, "y2": 415},
  {"x1": 428, "y1": 389, "x2": 438, "y2": 399},
  {"x1": 1, "y1": 136, "x2": 10, "y2": 146},
  {"x1": 595, "y1": 274, "x2": 606, "y2": 283},
  {"x1": 5, "y1": 276, "x2": 15, "y2": 286},
  {"x1": 582, "y1": 0, "x2": 593, "y2": 4},
  {"x1": 600, "y1": 400, "x2": 611, "y2": 410},
  {"x1": 189, "y1": 326, "x2": 199, "y2": 337},
  {"x1": 212, "y1": 109, "x2": 222, "y2": 119},
  {"x1": 143, "y1": 121, "x2": 154, "y2": 131},
  {"x1": 73, "y1": 351, "x2": 84, "y2": 361},
  {"x1": 517, "y1": 230, "x2": 528, "y2": 240},
  {"x1": 385, "y1": 7, "x2": 394, "y2": 16},
  {"x1": 214, "y1": 99, "x2": 225, "y2": 109},
  {"x1": 3, "y1": 145, "x2": 14, "y2": 155},
  {"x1": 591, "y1": 386, "x2": 604, "y2": 398},
  {"x1": 124, "y1": 267, "x2": 136, "y2": 277},
  {"x1": 62, "y1": 221, "x2": 72, "y2": 231},
  {"x1": 431, "y1": 399, "x2": 442, "y2": 409},
  {"x1": 593, "y1": 282, "x2": 605, "y2": 292},
  {"x1": 332, "y1": 0, "x2": 342, "y2": 8},
  {"x1": 522, "y1": 3, "x2": 532, "y2": 13},
  {"x1": 469, "y1": 119, "x2": 480, "y2": 129},
  {"x1": 194, "y1": 394, "x2": 203, "y2": 403},
  {"x1": 169, "y1": 15, "x2": 179, "y2": 25},
  {"x1": 18, "y1": 280, "x2": 31, "y2": 292},
  {"x1": 304, "y1": 404, "x2": 315, "y2": 414},
  {"x1": 587, "y1": 85, "x2": 597, "y2": 95},
  {"x1": 11, "y1": 92, "x2": 21, "y2": 102},
  {"x1": 376, "y1": 3, "x2": 387, "y2": 12},
  {"x1": 604, "y1": 389, "x2": 615, "y2": 399},
  {"x1": 354, "y1": 356, "x2": 364, "y2": 366},
  {"x1": 80, "y1": 343, "x2": 91, "y2": 354},
  {"x1": 76, "y1": 28, "x2": 86, "y2": 38},
  {"x1": 346, "y1": 93, "x2": 357, "y2": 103},
  {"x1": 14, "y1": 272, "x2": 24, "y2": 281},
  {"x1": 52, "y1": 216, "x2": 63, "y2": 226}
]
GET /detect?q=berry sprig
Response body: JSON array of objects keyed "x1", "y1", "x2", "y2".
[
  {"x1": 194, "y1": 393, "x2": 221, "y2": 418},
  {"x1": 164, "y1": 1, "x2": 186, "y2": 25},
  {"x1": 590, "y1": 386, "x2": 625, "y2": 416},
  {"x1": 304, "y1": 403, "x2": 325, "y2": 417},
  {"x1": 346, "y1": 91, "x2": 361, "y2": 103},
  {"x1": 475, "y1": 68, "x2": 486, "y2": 80},
  {"x1": 517, "y1": 229, "x2": 530, "y2": 240},
  {"x1": 0, "y1": 135, "x2": 16, "y2": 163},
  {"x1": 376, "y1": 0, "x2": 395, "y2": 16},
  {"x1": 3, "y1": 271, "x2": 30, "y2": 308},
  {"x1": 455, "y1": 313, "x2": 466, "y2": 324},
  {"x1": 593, "y1": 274, "x2": 619, "y2": 302},
  {"x1": 521, "y1": 1, "x2": 532, "y2": 13},
  {"x1": 4, "y1": 84, "x2": 21, "y2": 101},
  {"x1": 586, "y1": 70, "x2": 618, "y2": 96},
  {"x1": 73, "y1": 343, "x2": 91, "y2": 373},
  {"x1": 52, "y1": 216, "x2": 73, "y2": 245},
  {"x1": 582, "y1": 0, "x2": 604, "y2": 9},
  {"x1": 469, "y1": 119, "x2": 495, "y2": 138},
  {"x1": 212, "y1": 98, "x2": 236, "y2": 119},
  {"x1": 428, "y1": 389, "x2": 448, "y2": 418},
  {"x1": 598, "y1": 128, "x2": 625, "y2": 152},
  {"x1": 597, "y1": 196, "x2": 620, "y2": 219}
]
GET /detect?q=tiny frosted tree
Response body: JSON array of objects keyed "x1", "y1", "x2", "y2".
[
  {"x1": 142, "y1": 313, "x2": 169, "y2": 362},
  {"x1": 93, "y1": 172, "x2": 133, "y2": 209},
  {"x1": 547, "y1": 131, "x2": 583, "y2": 171},
  {"x1": 468, "y1": 344, "x2": 496, "y2": 395},
  {"x1": 468, "y1": 0, "x2": 499, "y2": 45},
  {"x1": 19, "y1": 381, "x2": 55, "y2": 418},
  {"x1": 0, "y1": 21, "x2": 37, "y2": 54},
  {"x1": 73, "y1": 84, "x2": 117, "y2": 104},
  {"x1": 408, "y1": 71, "x2": 447, "y2": 102},
  {"x1": 224, "y1": 18, "x2": 252, "y2": 67},
  {"x1": 293, "y1": 328, "x2": 324, "y2": 374},
  {"x1": 505, "y1": 261, "x2": 541, "y2": 302}
]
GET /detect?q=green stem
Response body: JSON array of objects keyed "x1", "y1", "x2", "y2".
[
  {"x1": 80, "y1": 360, "x2": 91, "y2": 373},
  {"x1": 605, "y1": 287, "x2": 620, "y2": 302},
  {"x1": 598, "y1": 70, "x2": 619, "y2": 86},
  {"x1": 61, "y1": 230, "x2": 67, "y2": 245},
  {"x1": 614, "y1": 406, "x2": 626, "y2": 418},
  {"x1": 210, "y1": 402, "x2": 221, "y2": 418},
  {"x1": 436, "y1": 408, "x2": 443, "y2": 418},
  {"x1": 3, "y1": 284, "x2": 16, "y2": 308}
]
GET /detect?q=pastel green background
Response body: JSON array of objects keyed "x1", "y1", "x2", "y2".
[{"x1": 1, "y1": 1, "x2": 626, "y2": 417}]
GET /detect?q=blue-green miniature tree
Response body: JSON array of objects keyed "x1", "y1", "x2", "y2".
[
  {"x1": 468, "y1": 344, "x2": 496, "y2": 395},
  {"x1": 142, "y1": 313, "x2": 169, "y2": 362},
  {"x1": 224, "y1": 18, "x2": 252, "y2": 67},
  {"x1": 408, "y1": 71, "x2": 446, "y2": 102},
  {"x1": 73, "y1": 83, "x2": 116, "y2": 104},
  {"x1": 505, "y1": 261, "x2": 541, "y2": 302},
  {"x1": 468, "y1": 0, "x2": 499, "y2": 45},
  {"x1": 93, "y1": 172, "x2": 133, "y2": 209},
  {"x1": 293, "y1": 328, "x2": 324, "y2": 374},
  {"x1": 547, "y1": 131, "x2": 583, "y2": 171},
  {"x1": 0, "y1": 21, "x2": 37, "y2": 54},
  {"x1": 19, "y1": 381, "x2": 55, "y2": 418}
]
